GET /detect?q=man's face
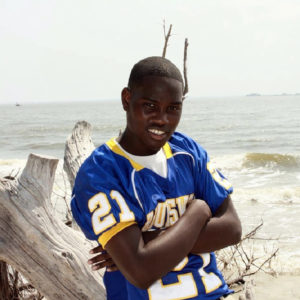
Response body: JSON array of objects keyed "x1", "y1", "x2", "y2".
[{"x1": 120, "y1": 75, "x2": 183, "y2": 156}]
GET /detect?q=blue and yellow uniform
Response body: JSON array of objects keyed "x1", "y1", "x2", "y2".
[{"x1": 71, "y1": 132, "x2": 233, "y2": 300}]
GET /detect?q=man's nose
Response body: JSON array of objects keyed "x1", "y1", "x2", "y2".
[{"x1": 152, "y1": 110, "x2": 168, "y2": 126}]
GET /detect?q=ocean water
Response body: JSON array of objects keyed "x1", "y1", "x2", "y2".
[{"x1": 1, "y1": 96, "x2": 300, "y2": 274}]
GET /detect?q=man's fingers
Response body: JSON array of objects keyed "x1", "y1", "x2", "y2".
[
  {"x1": 88, "y1": 252, "x2": 111, "y2": 265},
  {"x1": 89, "y1": 245, "x2": 104, "y2": 254},
  {"x1": 91, "y1": 259, "x2": 116, "y2": 271},
  {"x1": 88, "y1": 245, "x2": 117, "y2": 272}
]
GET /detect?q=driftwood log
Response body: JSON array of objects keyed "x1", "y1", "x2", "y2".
[
  {"x1": 64, "y1": 120, "x2": 95, "y2": 189},
  {"x1": 64, "y1": 120, "x2": 96, "y2": 229},
  {"x1": 0, "y1": 153, "x2": 106, "y2": 299}
]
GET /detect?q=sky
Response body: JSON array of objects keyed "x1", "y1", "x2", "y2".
[{"x1": 0, "y1": 0, "x2": 300, "y2": 104}]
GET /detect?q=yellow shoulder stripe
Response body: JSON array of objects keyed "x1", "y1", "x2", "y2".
[
  {"x1": 99, "y1": 221, "x2": 136, "y2": 248},
  {"x1": 106, "y1": 138, "x2": 144, "y2": 171}
]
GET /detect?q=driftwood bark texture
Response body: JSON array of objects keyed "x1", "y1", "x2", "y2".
[
  {"x1": 0, "y1": 153, "x2": 105, "y2": 300},
  {"x1": 64, "y1": 120, "x2": 96, "y2": 229},
  {"x1": 64, "y1": 120, "x2": 95, "y2": 189}
]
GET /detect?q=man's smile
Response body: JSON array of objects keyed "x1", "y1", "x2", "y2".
[
  {"x1": 147, "y1": 128, "x2": 168, "y2": 140},
  {"x1": 148, "y1": 128, "x2": 166, "y2": 136}
]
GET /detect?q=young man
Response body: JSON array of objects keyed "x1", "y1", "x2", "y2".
[{"x1": 71, "y1": 56, "x2": 242, "y2": 300}]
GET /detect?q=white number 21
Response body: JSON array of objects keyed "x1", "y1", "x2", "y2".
[{"x1": 88, "y1": 190, "x2": 135, "y2": 235}]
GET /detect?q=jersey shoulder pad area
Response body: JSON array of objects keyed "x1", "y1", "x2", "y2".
[{"x1": 71, "y1": 145, "x2": 144, "y2": 244}]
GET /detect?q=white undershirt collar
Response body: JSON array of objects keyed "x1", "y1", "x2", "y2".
[{"x1": 116, "y1": 141, "x2": 168, "y2": 178}]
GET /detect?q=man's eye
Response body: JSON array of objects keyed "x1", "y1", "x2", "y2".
[
  {"x1": 168, "y1": 105, "x2": 181, "y2": 112},
  {"x1": 145, "y1": 103, "x2": 155, "y2": 109}
]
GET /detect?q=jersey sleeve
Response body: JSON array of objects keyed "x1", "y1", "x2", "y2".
[
  {"x1": 71, "y1": 151, "x2": 144, "y2": 248},
  {"x1": 194, "y1": 148, "x2": 233, "y2": 214},
  {"x1": 171, "y1": 132, "x2": 233, "y2": 215}
]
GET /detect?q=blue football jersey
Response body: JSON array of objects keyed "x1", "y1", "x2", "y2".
[
  {"x1": 103, "y1": 270, "x2": 128, "y2": 300},
  {"x1": 71, "y1": 132, "x2": 233, "y2": 300}
]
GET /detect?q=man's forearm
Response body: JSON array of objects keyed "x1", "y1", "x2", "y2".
[
  {"x1": 191, "y1": 196, "x2": 242, "y2": 253},
  {"x1": 190, "y1": 214, "x2": 241, "y2": 253},
  {"x1": 143, "y1": 215, "x2": 241, "y2": 253},
  {"x1": 143, "y1": 196, "x2": 242, "y2": 254}
]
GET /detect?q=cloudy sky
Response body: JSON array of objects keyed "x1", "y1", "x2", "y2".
[{"x1": 0, "y1": 0, "x2": 299, "y2": 104}]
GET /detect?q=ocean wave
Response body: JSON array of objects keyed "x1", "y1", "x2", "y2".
[
  {"x1": 211, "y1": 152, "x2": 300, "y2": 189},
  {"x1": 237, "y1": 137, "x2": 273, "y2": 143},
  {"x1": 212, "y1": 152, "x2": 300, "y2": 172},
  {"x1": 232, "y1": 186, "x2": 300, "y2": 273},
  {"x1": 0, "y1": 159, "x2": 27, "y2": 178},
  {"x1": 16, "y1": 142, "x2": 65, "y2": 150},
  {"x1": 242, "y1": 153, "x2": 300, "y2": 169},
  {"x1": 0, "y1": 159, "x2": 26, "y2": 166},
  {"x1": 233, "y1": 186, "x2": 300, "y2": 204}
]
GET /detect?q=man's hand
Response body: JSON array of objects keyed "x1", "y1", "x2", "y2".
[{"x1": 88, "y1": 245, "x2": 118, "y2": 272}]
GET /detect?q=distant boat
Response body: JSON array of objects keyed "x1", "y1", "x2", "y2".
[{"x1": 15, "y1": 103, "x2": 21, "y2": 106}]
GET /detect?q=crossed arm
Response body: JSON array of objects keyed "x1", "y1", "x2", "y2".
[
  {"x1": 191, "y1": 195, "x2": 241, "y2": 253},
  {"x1": 88, "y1": 195, "x2": 242, "y2": 289}
]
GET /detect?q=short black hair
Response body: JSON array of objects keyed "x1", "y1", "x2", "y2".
[{"x1": 128, "y1": 56, "x2": 184, "y2": 89}]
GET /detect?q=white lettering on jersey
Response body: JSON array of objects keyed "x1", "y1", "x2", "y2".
[{"x1": 142, "y1": 193, "x2": 194, "y2": 231}]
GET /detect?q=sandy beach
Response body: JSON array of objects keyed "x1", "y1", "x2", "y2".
[{"x1": 230, "y1": 273, "x2": 300, "y2": 300}]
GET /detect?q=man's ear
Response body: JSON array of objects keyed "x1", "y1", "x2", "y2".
[{"x1": 121, "y1": 88, "x2": 131, "y2": 111}]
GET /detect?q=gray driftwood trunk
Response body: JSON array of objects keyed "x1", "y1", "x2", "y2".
[
  {"x1": 64, "y1": 120, "x2": 96, "y2": 230},
  {"x1": 64, "y1": 120, "x2": 95, "y2": 189},
  {"x1": 0, "y1": 122, "x2": 105, "y2": 299}
]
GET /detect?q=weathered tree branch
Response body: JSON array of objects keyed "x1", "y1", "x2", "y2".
[
  {"x1": 0, "y1": 153, "x2": 105, "y2": 299},
  {"x1": 183, "y1": 38, "x2": 189, "y2": 97},
  {"x1": 162, "y1": 20, "x2": 172, "y2": 58},
  {"x1": 161, "y1": 21, "x2": 189, "y2": 99}
]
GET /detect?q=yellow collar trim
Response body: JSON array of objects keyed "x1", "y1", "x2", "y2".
[
  {"x1": 106, "y1": 138, "x2": 173, "y2": 171},
  {"x1": 106, "y1": 138, "x2": 144, "y2": 171},
  {"x1": 162, "y1": 142, "x2": 173, "y2": 159}
]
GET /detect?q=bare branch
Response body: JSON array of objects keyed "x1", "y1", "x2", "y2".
[
  {"x1": 3, "y1": 168, "x2": 21, "y2": 180},
  {"x1": 245, "y1": 248, "x2": 279, "y2": 277},
  {"x1": 162, "y1": 22, "x2": 172, "y2": 58},
  {"x1": 217, "y1": 221, "x2": 279, "y2": 289},
  {"x1": 241, "y1": 221, "x2": 264, "y2": 242},
  {"x1": 183, "y1": 38, "x2": 189, "y2": 97},
  {"x1": 161, "y1": 22, "x2": 189, "y2": 99}
]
